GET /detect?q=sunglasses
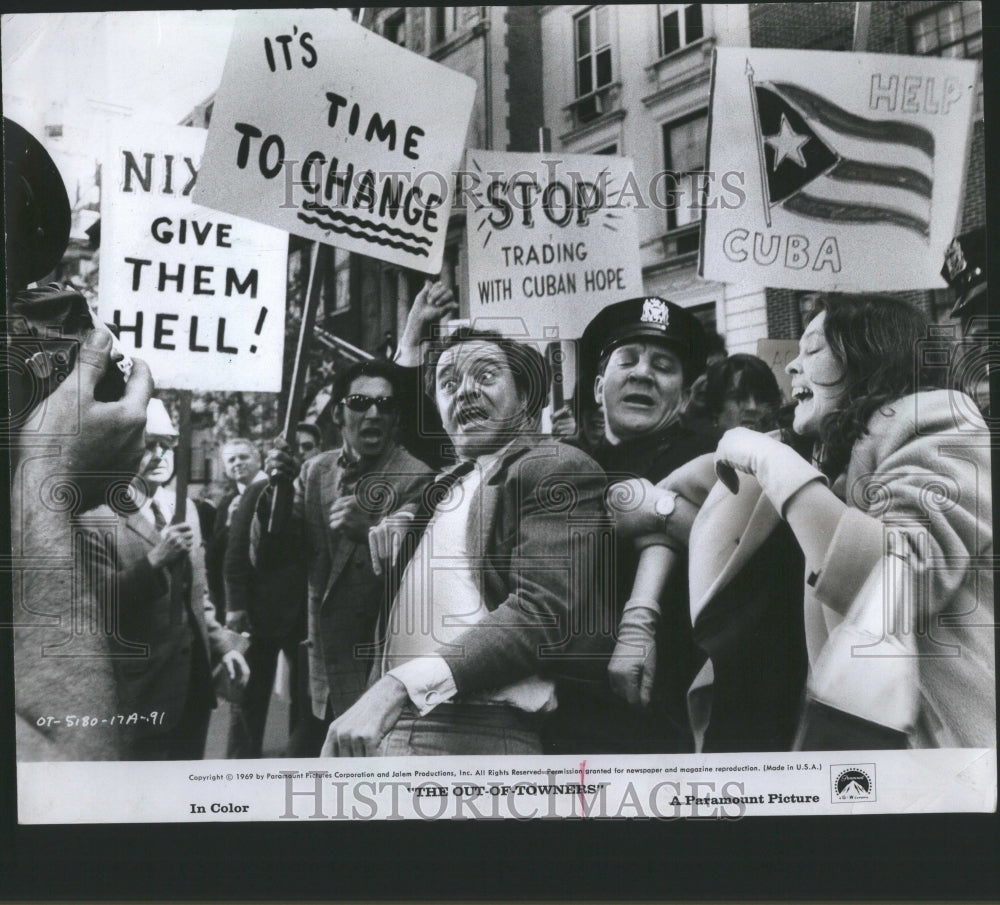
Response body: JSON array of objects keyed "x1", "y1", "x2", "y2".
[
  {"x1": 341, "y1": 394, "x2": 398, "y2": 414},
  {"x1": 298, "y1": 441, "x2": 317, "y2": 452}
]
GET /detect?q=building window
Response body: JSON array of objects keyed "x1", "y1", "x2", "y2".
[
  {"x1": 431, "y1": 7, "x2": 457, "y2": 46},
  {"x1": 659, "y1": 4, "x2": 704, "y2": 57},
  {"x1": 575, "y1": 6, "x2": 613, "y2": 99},
  {"x1": 596, "y1": 144, "x2": 618, "y2": 155},
  {"x1": 909, "y1": 2, "x2": 982, "y2": 114},
  {"x1": 333, "y1": 256, "x2": 352, "y2": 313},
  {"x1": 909, "y1": 2, "x2": 982, "y2": 58},
  {"x1": 663, "y1": 111, "x2": 707, "y2": 236},
  {"x1": 383, "y1": 10, "x2": 406, "y2": 47},
  {"x1": 688, "y1": 301, "x2": 717, "y2": 337}
]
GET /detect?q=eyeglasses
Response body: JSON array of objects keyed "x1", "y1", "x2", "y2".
[
  {"x1": 298, "y1": 441, "x2": 317, "y2": 452},
  {"x1": 341, "y1": 394, "x2": 398, "y2": 414}
]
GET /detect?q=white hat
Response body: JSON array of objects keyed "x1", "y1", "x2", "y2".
[{"x1": 145, "y1": 398, "x2": 178, "y2": 437}]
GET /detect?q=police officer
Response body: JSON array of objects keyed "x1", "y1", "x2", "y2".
[
  {"x1": 943, "y1": 228, "x2": 989, "y2": 339},
  {"x1": 941, "y1": 228, "x2": 993, "y2": 416},
  {"x1": 544, "y1": 296, "x2": 719, "y2": 754}
]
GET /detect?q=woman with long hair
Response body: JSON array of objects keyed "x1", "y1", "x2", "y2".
[{"x1": 698, "y1": 294, "x2": 993, "y2": 749}]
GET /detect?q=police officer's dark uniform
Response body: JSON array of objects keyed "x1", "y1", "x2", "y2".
[
  {"x1": 543, "y1": 297, "x2": 720, "y2": 754},
  {"x1": 941, "y1": 228, "x2": 993, "y2": 417}
]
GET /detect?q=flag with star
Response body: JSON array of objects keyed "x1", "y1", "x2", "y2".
[
  {"x1": 749, "y1": 65, "x2": 933, "y2": 238},
  {"x1": 700, "y1": 47, "x2": 978, "y2": 291}
]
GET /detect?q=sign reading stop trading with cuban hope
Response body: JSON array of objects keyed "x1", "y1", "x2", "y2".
[
  {"x1": 98, "y1": 123, "x2": 287, "y2": 392},
  {"x1": 194, "y1": 9, "x2": 476, "y2": 274},
  {"x1": 701, "y1": 47, "x2": 978, "y2": 291},
  {"x1": 465, "y1": 151, "x2": 643, "y2": 340}
]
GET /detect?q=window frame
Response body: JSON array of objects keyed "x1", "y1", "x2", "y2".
[
  {"x1": 662, "y1": 108, "x2": 709, "y2": 234},
  {"x1": 382, "y1": 9, "x2": 406, "y2": 48},
  {"x1": 658, "y1": 3, "x2": 705, "y2": 58},
  {"x1": 431, "y1": 6, "x2": 458, "y2": 48},
  {"x1": 907, "y1": 2, "x2": 982, "y2": 116},
  {"x1": 574, "y1": 5, "x2": 614, "y2": 100},
  {"x1": 908, "y1": 1, "x2": 982, "y2": 59}
]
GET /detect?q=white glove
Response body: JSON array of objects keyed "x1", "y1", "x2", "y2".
[
  {"x1": 714, "y1": 428, "x2": 825, "y2": 517},
  {"x1": 608, "y1": 598, "x2": 660, "y2": 708}
]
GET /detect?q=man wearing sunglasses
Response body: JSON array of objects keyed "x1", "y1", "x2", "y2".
[
  {"x1": 321, "y1": 282, "x2": 611, "y2": 758},
  {"x1": 254, "y1": 359, "x2": 434, "y2": 756}
]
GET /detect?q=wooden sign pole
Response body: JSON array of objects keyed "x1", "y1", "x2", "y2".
[
  {"x1": 268, "y1": 240, "x2": 330, "y2": 532},
  {"x1": 172, "y1": 390, "x2": 192, "y2": 523}
]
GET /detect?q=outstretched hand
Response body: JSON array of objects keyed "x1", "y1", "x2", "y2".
[{"x1": 396, "y1": 279, "x2": 458, "y2": 367}]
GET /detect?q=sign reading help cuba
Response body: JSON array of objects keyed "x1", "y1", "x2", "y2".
[
  {"x1": 465, "y1": 151, "x2": 644, "y2": 340},
  {"x1": 701, "y1": 47, "x2": 978, "y2": 291},
  {"x1": 194, "y1": 9, "x2": 476, "y2": 274}
]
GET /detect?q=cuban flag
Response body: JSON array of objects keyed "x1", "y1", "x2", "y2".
[{"x1": 747, "y1": 61, "x2": 934, "y2": 240}]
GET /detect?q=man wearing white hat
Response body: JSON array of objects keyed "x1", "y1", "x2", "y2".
[{"x1": 81, "y1": 399, "x2": 249, "y2": 760}]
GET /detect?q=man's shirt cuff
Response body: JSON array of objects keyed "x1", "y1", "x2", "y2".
[{"x1": 387, "y1": 656, "x2": 458, "y2": 715}]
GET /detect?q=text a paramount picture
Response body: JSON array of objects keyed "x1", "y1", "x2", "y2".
[{"x1": 3, "y1": 6, "x2": 995, "y2": 823}]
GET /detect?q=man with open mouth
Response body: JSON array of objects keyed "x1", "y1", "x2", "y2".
[
  {"x1": 542, "y1": 296, "x2": 719, "y2": 755},
  {"x1": 320, "y1": 283, "x2": 611, "y2": 757}
]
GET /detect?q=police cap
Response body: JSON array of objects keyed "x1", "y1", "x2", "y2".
[
  {"x1": 941, "y1": 228, "x2": 988, "y2": 319},
  {"x1": 579, "y1": 296, "x2": 708, "y2": 388}
]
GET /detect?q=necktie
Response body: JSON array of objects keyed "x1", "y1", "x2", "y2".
[
  {"x1": 337, "y1": 451, "x2": 363, "y2": 494},
  {"x1": 150, "y1": 497, "x2": 191, "y2": 622},
  {"x1": 150, "y1": 499, "x2": 167, "y2": 531}
]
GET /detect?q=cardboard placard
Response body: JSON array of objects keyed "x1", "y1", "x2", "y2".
[
  {"x1": 701, "y1": 47, "x2": 978, "y2": 291},
  {"x1": 194, "y1": 9, "x2": 476, "y2": 274},
  {"x1": 98, "y1": 123, "x2": 288, "y2": 392},
  {"x1": 464, "y1": 150, "x2": 644, "y2": 340},
  {"x1": 756, "y1": 337, "x2": 800, "y2": 402}
]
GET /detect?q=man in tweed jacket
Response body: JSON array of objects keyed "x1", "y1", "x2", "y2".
[{"x1": 322, "y1": 301, "x2": 612, "y2": 757}]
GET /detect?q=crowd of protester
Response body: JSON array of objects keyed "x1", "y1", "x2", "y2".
[{"x1": 9, "y1": 115, "x2": 995, "y2": 761}]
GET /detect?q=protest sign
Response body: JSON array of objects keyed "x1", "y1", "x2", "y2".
[
  {"x1": 98, "y1": 123, "x2": 288, "y2": 391},
  {"x1": 701, "y1": 47, "x2": 978, "y2": 291},
  {"x1": 194, "y1": 9, "x2": 476, "y2": 274},
  {"x1": 756, "y1": 338, "x2": 800, "y2": 402},
  {"x1": 464, "y1": 151, "x2": 644, "y2": 340}
]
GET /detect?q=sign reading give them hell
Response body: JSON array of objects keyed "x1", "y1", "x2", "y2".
[
  {"x1": 194, "y1": 9, "x2": 476, "y2": 274},
  {"x1": 464, "y1": 151, "x2": 644, "y2": 340},
  {"x1": 98, "y1": 123, "x2": 288, "y2": 392}
]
